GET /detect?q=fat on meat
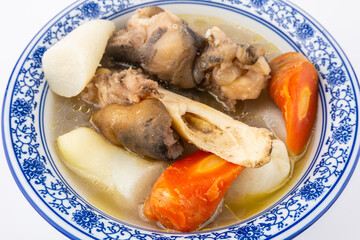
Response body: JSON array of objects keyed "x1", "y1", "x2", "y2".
[
  {"x1": 195, "y1": 27, "x2": 271, "y2": 109},
  {"x1": 80, "y1": 68, "x2": 162, "y2": 108}
]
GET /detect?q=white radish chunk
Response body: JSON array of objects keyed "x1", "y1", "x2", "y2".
[
  {"x1": 111, "y1": 156, "x2": 166, "y2": 205},
  {"x1": 57, "y1": 127, "x2": 114, "y2": 189},
  {"x1": 57, "y1": 127, "x2": 166, "y2": 207},
  {"x1": 43, "y1": 20, "x2": 115, "y2": 97},
  {"x1": 226, "y1": 139, "x2": 291, "y2": 200}
]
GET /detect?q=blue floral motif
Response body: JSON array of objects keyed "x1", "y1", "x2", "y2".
[
  {"x1": 31, "y1": 46, "x2": 47, "y2": 67},
  {"x1": 299, "y1": 181, "x2": 325, "y2": 201},
  {"x1": 13, "y1": 144, "x2": 25, "y2": 159},
  {"x1": 154, "y1": 237, "x2": 172, "y2": 240},
  {"x1": 81, "y1": 1, "x2": 100, "y2": 19},
  {"x1": 234, "y1": 225, "x2": 264, "y2": 239},
  {"x1": 327, "y1": 67, "x2": 347, "y2": 86},
  {"x1": 250, "y1": 0, "x2": 269, "y2": 8},
  {"x1": 22, "y1": 158, "x2": 45, "y2": 179},
  {"x1": 64, "y1": 26, "x2": 74, "y2": 34},
  {"x1": 11, "y1": 98, "x2": 32, "y2": 118},
  {"x1": 296, "y1": 22, "x2": 314, "y2": 40},
  {"x1": 72, "y1": 209, "x2": 99, "y2": 233},
  {"x1": 333, "y1": 123, "x2": 353, "y2": 144}
]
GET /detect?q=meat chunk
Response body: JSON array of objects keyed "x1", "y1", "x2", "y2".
[
  {"x1": 91, "y1": 99, "x2": 184, "y2": 161},
  {"x1": 103, "y1": 7, "x2": 270, "y2": 109},
  {"x1": 80, "y1": 68, "x2": 162, "y2": 108},
  {"x1": 195, "y1": 27, "x2": 271, "y2": 109},
  {"x1": 104, "y1": 6, "x2": 206, "y2": 88},
  {"x1": 82, "y1": 67, "x2": 184, "y2": 160}
]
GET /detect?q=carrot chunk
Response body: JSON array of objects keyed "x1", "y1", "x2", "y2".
[
  {"x1": 143, "y1": 150, "x2": 244, "y2": 232},
  {"x1": 269, "y1": 52, "x2": 318, "y2": 154}
]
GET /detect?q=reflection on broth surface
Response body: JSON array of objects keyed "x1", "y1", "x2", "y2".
[{"x1": 50, "y1": 14, "x2": 310, "y2": 231}]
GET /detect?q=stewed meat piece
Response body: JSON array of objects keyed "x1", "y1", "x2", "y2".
[
  {"x1": 104, "y1": 6, "x2": 206, "y2": 88},
  {"x1": 80, "y1": 68, "x2": 162, "y2": 108},
  {"x1": 195, "y1": 27, "x2": 271, "y2": 109},
  {"x1": 91, "y1": 99, "x2": 184, "y2": 161},
  {"x1": 103, "y1": 7, "x2": 271, "y2": 109}
]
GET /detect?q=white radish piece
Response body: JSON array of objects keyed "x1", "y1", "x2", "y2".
[
  {"x1": 43, "y1": 20, "x2": 115, "y2": 97},
  {"x1": 110, "y1": 154, "x2": 166, "y2": 205},
  {"x1": 226, "y1": 139, "x2": 291, "y2": 200},
  {"x1": 57, "y1": 127, "x2": 166, "y2": 207}
]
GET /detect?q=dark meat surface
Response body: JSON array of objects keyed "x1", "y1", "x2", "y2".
[
  {"x1": 195, "y1": 27, "x2": 271, "y2": 109},
  {"x1": 102, "y1": 7, "x2": 271, "y2": 110},
  {"x1": 104, "y1": 6, "x2": 206, "y2": 88},
  {"x1": 91, "y1": 99, "x2": 184, "y2": 161},
  {"x1": 80, "y1": 68, "x2": 162, "y2": 108}
]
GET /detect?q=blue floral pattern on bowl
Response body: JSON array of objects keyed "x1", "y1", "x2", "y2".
[{"x1": 2, "y1": 0, "x2": 359, "y2": 239}]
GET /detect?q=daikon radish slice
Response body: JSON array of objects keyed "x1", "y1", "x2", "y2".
[
  {"x1": 57, "y1": 127, "x2": 166, "y2": 207},
  {"x1": 43, "y1": 20, "x2": 115, "y2": 97},
  {"x1": 226, "y1": 139, "x2": 291, "y2": 200}
]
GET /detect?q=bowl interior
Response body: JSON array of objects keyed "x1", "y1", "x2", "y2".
[{"x1": 42, "y1": 0, "x2": 322, "y2": 231}]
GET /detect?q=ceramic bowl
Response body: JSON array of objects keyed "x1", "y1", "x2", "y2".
[{"x1": 2, "y1": 0, "x2": 359, "y2": 239}]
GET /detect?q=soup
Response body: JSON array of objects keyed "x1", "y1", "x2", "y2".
[{"x1": 48, "y1": 14, "x2": 311, "y2": 231}]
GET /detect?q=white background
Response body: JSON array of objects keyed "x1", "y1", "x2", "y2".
[{"x1": 0, "y1": 0, "x2": 359, "y2": 239}]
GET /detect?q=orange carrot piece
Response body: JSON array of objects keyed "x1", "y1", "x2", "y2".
[
  {"x1": 143, "y1": 150, "x2": 244, "y2": 232},
  {"x1": 269, "y1": 52, "x2": 318, "y2": 154}
]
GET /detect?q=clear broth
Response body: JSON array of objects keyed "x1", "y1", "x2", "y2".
[{"x1": 50, "y1": 15, "x2": 309, "y2": 231}]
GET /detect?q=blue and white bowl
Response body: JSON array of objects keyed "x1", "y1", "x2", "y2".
[{"x1": 2, "y1": 0, "x2": 359, "y2": 239}]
